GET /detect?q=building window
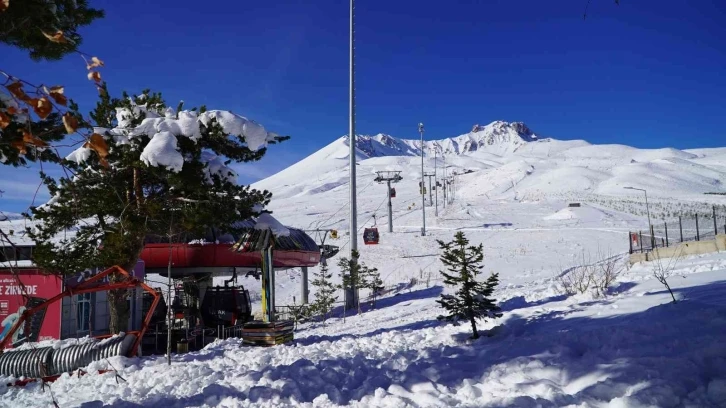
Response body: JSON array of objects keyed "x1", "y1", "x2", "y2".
[
  {"x1": 77, "y1": 293, "x2": 92, "y2": 333},
  {"x1": 0, "y1": 246, "x2": 33, "y2": 262}
]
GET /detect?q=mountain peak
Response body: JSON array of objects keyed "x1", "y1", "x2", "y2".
[
  {"x1": 341, "y1": 120, "x2": 540, "y2": 158},
  {"x1": 470, "y1": 121, "x2": 538, "y2": 141}
]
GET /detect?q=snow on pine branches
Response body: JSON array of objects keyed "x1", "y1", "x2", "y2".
[{"x1": 67, "y1": 92, "x2": 284, "y2": 180}]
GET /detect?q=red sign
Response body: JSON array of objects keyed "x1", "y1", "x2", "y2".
[{"x1": 0, "y1": 271, "x2": 62, "y2": 348}]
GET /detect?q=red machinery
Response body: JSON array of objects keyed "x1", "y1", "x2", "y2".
[{"x1": 0, "y1": 266, "x2": 160, "y2": 384}]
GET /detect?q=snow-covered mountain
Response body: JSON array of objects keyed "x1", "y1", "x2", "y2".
[
  {"x1": 352, "y1": 121, "x2": 543, "y2": 158},
  {"x1": 253, "y1": 121, "x2": 726, "y2": 214}
]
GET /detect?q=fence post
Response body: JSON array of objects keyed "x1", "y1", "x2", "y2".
[
  {"x1": 679, "y1": 216, "x2": 683, "y2": 242},
  {"x1": 639, "y1": 231, "x2": 643, "y2": 253},
  {"x1": 629, "y1": 232, "x2": 633, "y2": 254},
  {"x1": 664, "y1": 221, "x2": 668, "y2": 246},
  {"x1": 650, "y1": 225, "x2": 655, "y2": 249},
  {"x1": 696, "y1": 214, "x2": 700, "y2": 241},
  {"x1": 713, "y1": 206, "x2": 718, "y2": 236}
]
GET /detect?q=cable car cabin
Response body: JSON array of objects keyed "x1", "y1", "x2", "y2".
[
  {"x1": 390, "y1": 188, "x2": 396, "y2": 198},
  {"x1": 363, "y1": 228, "x2": 380, "y2": 245},
  {"x1": 200, "y1": 286, "x2": 252, "y2": 327},
  {"x1": 330, "y1": 229, "x2": 338, "y2": 239}
]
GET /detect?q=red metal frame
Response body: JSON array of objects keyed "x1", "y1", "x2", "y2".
[{"x1": 0, "y1": 265, "x2": 160, "y2": 359}]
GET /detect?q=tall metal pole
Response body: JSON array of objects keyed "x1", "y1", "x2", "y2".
[
  {"x1": 624, "y1": 186, "x2": 651, "y2": 239},
  {"x1": 643, "y1": 189, "x2": 651, "y2": 232},
  {"x1": 427, "y1": 175, "x2": 433, "y2": 206},
  {"x1": 166, "y1": 213, "x2": 173, "y2": 365},
  {"x1": 387, "y1": 180, "x2": 393, "y2": 233},
  {"x1": 443, "y1": 156, "x2": 446, "y2": 208},
  {"x1": 434, "y1": 148, "x2": 438, "y2": 216},
  {"x1": 346, "y1": 0, "x2": 358, "y2": 310},
  {"x1": 418, "y1": 123, "x2": 426, "y2": 236}
]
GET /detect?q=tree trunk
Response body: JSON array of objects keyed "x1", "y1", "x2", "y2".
[
  {"x1": 108, "y1": 256, "x2": 141, "y2": 334},
  {"x1": 470, "y1": 314, "x2": 479, "y2": 339},
  {"x1": 108, "y1": 284, "x2": 130, "y2": 334}
]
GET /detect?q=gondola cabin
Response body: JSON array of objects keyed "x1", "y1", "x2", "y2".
[
  {"x1": 200, "y1": 286, "x2": 252, "y2": 327},
  {"x1": 330, "y1": 229, "x2": 338, "y2": 239},
  {"x1": 390, "y1": 188, "x2": 396, "y2": 198},
  {"x1": 363, "y1": 228, "x2": 380, "y2": 245}
]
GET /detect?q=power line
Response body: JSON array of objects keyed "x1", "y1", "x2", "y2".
[{"x1": 314, "y1": 175, "x2": 376, "y2": 230}]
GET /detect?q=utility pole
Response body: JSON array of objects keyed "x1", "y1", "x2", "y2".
[
  {"x1": 433, "y1": 147, "x2": 438, "y2": 216},
  {"x1": 424, "y1": 173, "x2": 436, "y2": 206},
  {"x1": 346, "y1": 0, "x2": 358, "y2": 310},
  {"x1": 166, "y1": 215, "x2": 173, "y2": 366},
  {"x1": 624, "y1": 186, "x2": 652, "y2": 248},
  {"x1": 418, "y1": 122, "x2": 426, "y2": 236},
  {"x1": 374, "y1": 171, "x2": 403, "y2": 233},
  {"x1": 442, "y1": 156, "x2": 446, "y2": 208},
  {"x1": 445, "y1": 175, "x2": 455, "y2": 205},
  {"x1": 452, "y1": 174, "x2": 456, "y2": 203}
]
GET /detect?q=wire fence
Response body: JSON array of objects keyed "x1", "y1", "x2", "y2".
[{"x1": 629, "y1": 206, "x2": 726, "y2": 254}]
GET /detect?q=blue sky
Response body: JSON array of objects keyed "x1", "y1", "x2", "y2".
[{"x1": 1, "y1": 0, "x2": 725, "y2": 212}]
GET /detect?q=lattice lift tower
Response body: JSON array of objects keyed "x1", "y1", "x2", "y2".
[{"x1": 374, "y1": 171, "x2": 403, "y2": 233}]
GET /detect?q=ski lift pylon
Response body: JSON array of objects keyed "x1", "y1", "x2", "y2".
[{"x1": 363, "y1": 228, "x2": 379, "y2": 245}]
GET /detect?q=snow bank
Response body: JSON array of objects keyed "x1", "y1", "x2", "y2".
[
  {"x1": 3, "y1": 254, "x2": 726, "y2": 407},
  {"x1": 542, "y1": 205, "x2": 607, "y2": 221}
]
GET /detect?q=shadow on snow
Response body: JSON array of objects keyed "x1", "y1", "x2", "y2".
[{"x1": 92, "y1": 280, "x2": 726, "y2": 407}]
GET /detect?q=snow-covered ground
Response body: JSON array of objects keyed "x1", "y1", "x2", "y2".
[
  {"x1": 2, "y1": 122, "x2": 726, "y2": 407},
  {"x1": 3, "y1": 248, "x2": 726, "y2": 407}
]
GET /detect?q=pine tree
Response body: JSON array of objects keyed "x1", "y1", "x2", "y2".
[
  {"x1": 362, "y1": 264, "x2": 384, "y2": 308},
  {"x1": 0, "y1": 0, "x2": 104, "y2": 61},
  {"x1": 338, "y1": 249, "x2": 368, "y2": 314},
  {"x1": 436, "y1": 231, "x2": 502, "y2": 339},
  {"x1": 1, "y1": 1, "x2": 104, "y2": 167},
  {"x1": 310, "y1": 263, "x2": 337, "y2": 321},
  {"x1": 26, "y1": 89, "x2": 288, "y2": 333}
]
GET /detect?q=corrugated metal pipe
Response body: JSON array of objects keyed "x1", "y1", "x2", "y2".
[{"x1": 0, "y1": 334, "x2": 136, "y2": 378}]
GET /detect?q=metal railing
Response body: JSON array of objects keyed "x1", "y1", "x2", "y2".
[{"x1": 630, "y1": 207, "x2": 725, "y2": 254}]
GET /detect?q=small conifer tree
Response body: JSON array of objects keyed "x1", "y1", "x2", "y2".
[
  {"x1": 436, "y1": 231, "x2": 502, "y2": 339},
  {"x1": 310, "y1": 262, "x2": 338, "y2": 321},
  {"x1": 338, "y1": 249, "x2": 368, "y2": 314},
  {"x1": 363, "y1": 265, "x2": 384, "y2": 308}
]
